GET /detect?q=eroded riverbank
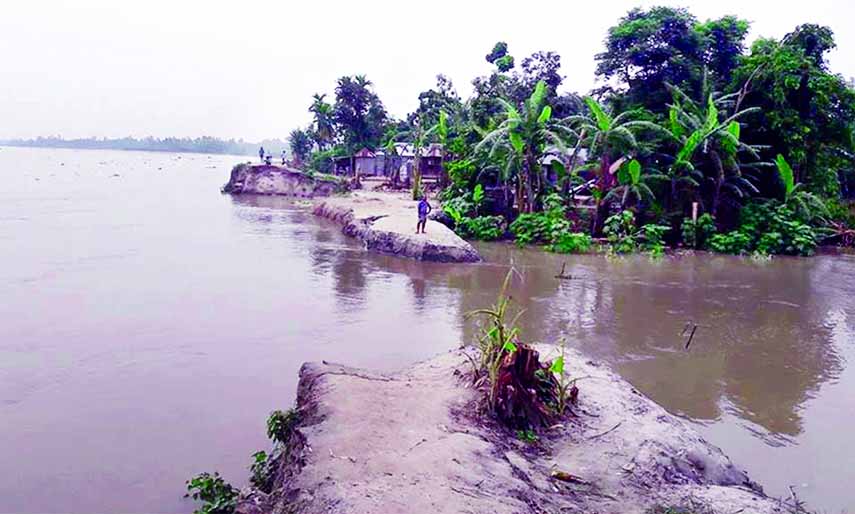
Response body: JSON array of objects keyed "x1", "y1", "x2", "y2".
[
  {"x1": 233, "y1": 348, "x2": 780, "y2": 514},
  {"x1": 313, "y1": 191, "x2": 481, "y2": 262}
]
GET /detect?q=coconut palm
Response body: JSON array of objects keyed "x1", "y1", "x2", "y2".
[{"x1": 309, "y1": 94, "x2": 335, "y2": 150}]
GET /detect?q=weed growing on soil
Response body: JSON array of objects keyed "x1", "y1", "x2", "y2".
[
  {"x1": 516, "y1": 429, "x2": 539, "y2": 443},
  {"x1": 184, "y1": 472, "x2": 238, "y2": 514},
  {"x1": 549, "y1": 339, "x2": 577, "y2": 416},
  {"x1": 267, "y1": 409, "x2": 298, "y2": 445},
  {"x1": 185, "y1": 409, "x2": 300, "y2": 512},
  {"x1": 467, "y1": 268, "x2": 567, "y2": 430},
  {"x1": 466, "y1": 269, "x2": 524, "y2": 411},
  {"x1": 249, "y1": 450, "x2": 274, "y2": 492}
]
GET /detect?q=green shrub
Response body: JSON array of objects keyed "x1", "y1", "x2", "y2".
[
  {"x1": 509, "y1": 193, "x2": 571, "y2": 247},
  {"x1": 681, "y1": 214, "x2": 716, "y2": 249},
  {"x1": 550, "y1": 232, "x2": 593, "y2": 254},
  {"x1": 604, "y1": 210, "x2": 638, "y2": 254},
  {"x1": 640, "y1": 223, "x2": 670, "y2": 256},
  {"x1": 266, "y1": 409, "x2": 298, "y2": 445},
  {"x1": 709, "y1": 231, "x2": 753, "y2": 254},
  {"x1": 825, "y1": 198, "x2": 855, "y2": 226},
  {"x1": 756, "y1": 231, "x2": 784, "y2": 255},
  {"x1": 740, "y1": 201, "x2": 819, "y2": 256},
  {"x1": 185, "y1": 472, "x2": 238, "y2": 514},
  {"x1": 457, "y1": 216, "x2": 504, "y2": 241},
  {"x1": 509, "y1": 212, "x2": 552, "y2": 245}
]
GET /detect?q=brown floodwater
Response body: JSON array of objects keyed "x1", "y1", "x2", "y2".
[{"x1": 1, "y1": 147, "x2": 853, "y2": 513}]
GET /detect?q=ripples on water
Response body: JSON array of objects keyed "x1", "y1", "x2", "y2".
[{"x1": 0, "y1": 147, "x2": 853, "y2": 513}]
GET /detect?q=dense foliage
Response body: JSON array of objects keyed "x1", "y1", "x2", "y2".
[{"x1": 282, "y1": 6, "x2": 855, "y2": 256}]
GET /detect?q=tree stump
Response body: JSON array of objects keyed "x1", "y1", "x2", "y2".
[{"x1": 492, "y1": 345, "x2": 559, "y2": 429}]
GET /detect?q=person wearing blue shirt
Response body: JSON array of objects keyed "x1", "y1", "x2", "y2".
[{"x1": 416, "y1": 195, "x2": 432, "y2": 234}]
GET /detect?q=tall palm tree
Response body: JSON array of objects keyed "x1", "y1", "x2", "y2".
[
  {"x1": 309, "y1": 94, "x2": 335, "y2": 151},
  {"x1": 475, "y1": 80, "x2": 571, "y2": 213}
]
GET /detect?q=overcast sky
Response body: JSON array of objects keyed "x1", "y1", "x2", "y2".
[{"x1": 1, "y1": 0, "x2": 853, "y2": 141}]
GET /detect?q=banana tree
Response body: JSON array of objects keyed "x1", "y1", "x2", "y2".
[
  {"x1": 475, "y1": 80, "x2": 572, "y2": 213},
  {"x1": 605, "y1": 159, "x2": 668, "y2": 208},
  {"x1": 775, "y1": 154, "x2": 829, "y2": 222},
  {"x1": 664, "y1": 84, "x2": 762, "y2": 216},
  {"x1": 568, "y1": 97, "x2": 659, "y2": 234}
]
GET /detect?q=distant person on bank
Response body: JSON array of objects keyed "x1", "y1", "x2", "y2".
[
  {"x1": 416, "y1": 195, "x2": 432, "y2": 234},
  {"x1": 281, "y1": 150, "x2": 287, "y2": 165},
  {"x1": 259, "y1": 146, "x2": 265, "y2": 163}
]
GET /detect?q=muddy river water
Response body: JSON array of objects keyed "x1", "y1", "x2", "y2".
[{"x1": 1, "y1": 147, "x2": 853, "y2": 513}]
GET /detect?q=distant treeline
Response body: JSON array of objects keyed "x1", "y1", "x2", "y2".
[{"x1": 0, "y1": 136, "x2": 288, "y2": 157}]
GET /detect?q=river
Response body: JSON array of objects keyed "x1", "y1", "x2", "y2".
[{"x1": 1, "y1": 147, "x2": 853, "y2": 513}]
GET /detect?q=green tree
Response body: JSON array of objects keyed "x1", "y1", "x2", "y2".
[
  {"x1": 595, "y1": 8, "x2": 750, "y2": 112},
  {"x1": 662, "y1": 83, "x2": 761, "y2": 216},
  {"x1": 486, "y1": 41, "x2": 515, "y2": 72},
  {"x1": 595, "y1": 7, "x2": 705, "y2": 111},
  {"x1": 732, "y1": 25, "x2": 855, "y2": 197},
  {"x1": 476, "y1": 81, "x2": 572, "y2": 213},
  {"x1": 309, "y1": 94, "x2": 335, "y2": 150},
  {"x1": 288, "y1": 128, "x2": 313, "y2": 166},
  {"x1": 606, "y1": 159, "x2": 667, "y2": 208},
  {"x1": 569, "y1": 97, "x2": 659, "y2": 233},
  {"x1": 333, "y1": 75, "x2": 389, "y2": 153},
  {"x1": 775, "y1": 154, "x2": 829, "y2": 222}
]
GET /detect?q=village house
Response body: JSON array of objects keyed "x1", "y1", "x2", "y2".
[{"x1": 333, "y1": 143, "x2": 445, "y2": 182}]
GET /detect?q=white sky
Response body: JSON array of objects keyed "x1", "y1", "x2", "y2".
[{"x1": 1, "y1": 0, "x2": 853, "y2": 141}]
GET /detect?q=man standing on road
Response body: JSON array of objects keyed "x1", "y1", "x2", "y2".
[{"x1": 259, "y1": 146, "x2": 265, "y2": 163}]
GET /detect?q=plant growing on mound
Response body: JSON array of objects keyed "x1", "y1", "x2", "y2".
[
  {"x1": 466, "y1": 269, "x2": 562, "y2": 429},
  {"x1": 466, "y1": 269, "x2": 523, "y2": 411},
  {"x1": 185, "y1": 472, "x2": 238, "y2": 514},
  {"x1": 547, "y1": 339, "x2": 577, "y2": 416}
]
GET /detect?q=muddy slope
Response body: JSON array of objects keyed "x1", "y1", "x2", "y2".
[{"x1": 235, "y1": 348, "x2": 781, "y2": 514}]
